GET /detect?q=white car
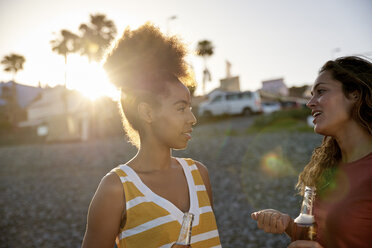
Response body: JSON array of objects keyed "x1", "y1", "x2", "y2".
[
  {"x1": 261, "y1": 102, "x2": 281, "y2": 114},
  {"x1": 198, "y1": 91, "x2": 262, "y2": 117}
]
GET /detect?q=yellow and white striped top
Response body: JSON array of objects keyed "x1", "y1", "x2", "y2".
[{"x1": 112, "y1": 158, "x2": 221, "y2": 248}]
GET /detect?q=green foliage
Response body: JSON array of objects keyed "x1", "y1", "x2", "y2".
[
  {"x1": 196, "y1": 40, "x2": 214, "y2": 57},
  {"x1": 51, "y1": 30, "x2": 80, "y2": 57},
  {"x1": 224, "y1": 128, "x2": 239, "y2": 136},
  {"x1": 195, "y1": 40, "x2": 214, "y2": 94},
  {"x1": 51, "y1": 14, "x2": 117, "y2": 63},
  {"x1": 1, "y1": 53, "x2": 26, "y2": 78},
  {"x1": 79, "y1": 14, "x2": 117, "y2": 62},
  {"x1": 248, "y1": 107, "x2": 313, "y2": 133}
]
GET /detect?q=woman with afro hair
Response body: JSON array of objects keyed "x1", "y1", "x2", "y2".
[{"x1": 82, "y1": 23, "x2": 221, "y2": 248}]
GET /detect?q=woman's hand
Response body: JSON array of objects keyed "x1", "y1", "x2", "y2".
[
  {"x1": 288, "y1": 240, "x2": 323, "y2": 248},
  {"x1": 251, "y1": 209, "x2": 291, "y2": 234}
]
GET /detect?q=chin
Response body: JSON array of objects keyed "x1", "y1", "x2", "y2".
[
  {"x1": 314, "y1": 125, "x2": 330, "y2": 136},
  {"x1": 172, "y1": 142, "x2": 189, "y2": 150}
]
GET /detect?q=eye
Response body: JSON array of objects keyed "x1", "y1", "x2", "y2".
[
  {"x1": 317, "y1": 89, "x2": 326, "y2": 95},
  {"x1": 176, "y1": 103, "x2": 191, "y2": 112},
  {"x1": 178, "y1": 106, "x2": 186, "y2": 112}
]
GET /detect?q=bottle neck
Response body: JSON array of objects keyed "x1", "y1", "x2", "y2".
[{"x1": 175, "y1": 213, "x2": 194, "y2": 245}]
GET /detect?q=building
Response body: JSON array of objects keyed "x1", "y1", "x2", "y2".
[
  {"x1": 220, "y1": 76, "x2": 240, "y2": 92},
  {"x1": 19, "y1": 85, "x2": 91, "y2": 142},
  {"x1": 0, "y1": 81, "x2": 43, "y2": 126},
  {"x1": 19, "y1": 85, "x2": 122, "y2": 142},
  {"x1": 261, "y1": 78, "x2": 289, "y2": 96},
  {"x1": 0, "y1": 81, "x2": 43, "y2": 108},
  {"x1": 288, "y1": 85, "x2": 310, "y2": 98}
]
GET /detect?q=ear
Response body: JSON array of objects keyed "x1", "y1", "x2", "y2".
[
  {"x1": 138, "y1": 102, "x2": 154, "y2": 123},
  {"x1": 349, "y1": 91, "x2": 360, "y2": 102}
]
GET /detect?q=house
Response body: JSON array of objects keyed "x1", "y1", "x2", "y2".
[
  {"x1": 220, "y1": 76, "x2": 240, "y2": 92},
  {"x1": 0, "y1": 81, "x2": 44, "y2": 126},
  {"x1": 0, "y1": 81, "x2": 43, "y2": 108},
  {"x1": 19, "y1": 85, "x2": 91, "y2": 142},
  {"x1": 259, "y1": 89, "x2": 308, "y2": 109},
  {"x1": 19, "y1": 85, "x2": 122, "y2": 142},
  {"x1": 261, "y1": 78, "x2": 289, "y2": 96},
  {"x1": 289, "y1": 85, "x2": 310, "y2": 98}
]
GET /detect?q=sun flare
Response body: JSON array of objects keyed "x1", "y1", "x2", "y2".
[{"x1": 67, "y1": 56, "x2": 119, "y2": 101}]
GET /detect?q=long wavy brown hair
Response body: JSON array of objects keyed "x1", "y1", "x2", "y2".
[
  {"x1": 296, "y1": 56, "x2": 372, "y2": 195},
  {"x1": 103, "y1": 23, "x2": 194, "y2": 147}
]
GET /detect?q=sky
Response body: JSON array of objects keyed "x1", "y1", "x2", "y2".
[{"x1": 1, "y1": 0, "x2": 371, "y2": 96}]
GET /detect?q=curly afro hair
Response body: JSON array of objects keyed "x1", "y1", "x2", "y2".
[
  {"x1": 103, "y1": 22, "x2": 194, "y2": 93},
  {"x1": 102, "y1": 23, "x2": 195, "y2": 147}
]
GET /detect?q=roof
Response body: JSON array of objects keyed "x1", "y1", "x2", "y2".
[
  {"x1": 0, "y1": 81, "x2": 43, "y2": 108},
  {"x1": 27, "y1": 86, "x2": 90, "y2": 114}
]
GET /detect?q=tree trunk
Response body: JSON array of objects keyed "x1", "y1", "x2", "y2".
[{"x1": 10, "y1": 80, "x2": 19, "y2": 129}]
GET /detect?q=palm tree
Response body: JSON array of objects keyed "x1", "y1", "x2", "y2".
[
  {"x1": 79, "y1": 13, "x2": 117, "y2": 62},
  {"x1": 51, "y1": 29, "x2": 79, "y2": 88},
  {"x1": 1, "y1": 53, "x2": 26, "y2": 127},
  {"x1": 196, "y1": 40, "x2": 214, "y2": 95},
  {"x1": 1, "y1": 53, "x2": 25, "y2": 81},
  {"x1": 51, "y1": 30, "x2": 79, "y2": 118}
]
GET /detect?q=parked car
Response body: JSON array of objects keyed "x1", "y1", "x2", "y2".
[
  {"x1": 198, "y1": 91, "x2": 262, "y2": 117},
  {"x1": 261, "y1": 101, "x2": 281, "y2": 114},
  {"x1": 280, "y1": 100, "x2": 300, "y2": 109}
]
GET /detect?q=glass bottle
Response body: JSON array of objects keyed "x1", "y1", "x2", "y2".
[
  {"x1": 294, "y1": 186, "x2": 317, "y2": 240},
  {"x1": 175, "y1": 212, "x2": 194, "y2": 246}
]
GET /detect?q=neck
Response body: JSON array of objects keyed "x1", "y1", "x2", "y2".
[
  {"x1": 334, "y1": 122, "x2": 372, "y2": 163},
  {"x1": 130, "y1": 139, "x2": 172, "y2": 172}
]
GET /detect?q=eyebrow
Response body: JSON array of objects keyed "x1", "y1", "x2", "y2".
[
  {"x1": 173, "y1": 100, "x2": 190, "y2": 105},
  {"x1": 311, "y1": 82, "x2": 326, "y2": 95}
]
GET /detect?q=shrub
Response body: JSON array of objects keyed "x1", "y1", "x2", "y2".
[{"x1": 248, "y1": 107, "x2": 312, "y2": 133}]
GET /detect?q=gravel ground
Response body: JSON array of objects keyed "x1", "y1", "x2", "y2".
[{"x1": 0, "y1": 116, "x2": 322, "y2": 248}]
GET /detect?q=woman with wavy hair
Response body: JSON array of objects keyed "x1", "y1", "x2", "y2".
[
  {"x1": 82, "y1": 23, "x2": 221, "y2": 248},
  {"x1": 251, "y1": 56, "x2": 372, "y2": 248}
]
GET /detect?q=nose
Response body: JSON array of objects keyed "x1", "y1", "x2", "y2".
[
  {"x1": 306, "y1": 96, "x2": 316, "y2": 109},
  {"x1": 189, "y1": 109, "x2": 197, "y2": 126}
]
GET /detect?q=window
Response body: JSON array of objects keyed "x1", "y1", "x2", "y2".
[
  {"x1": 242, "y1": 92, "x2": 252, "y2": 98},
  {"x1": 226, "y1": 94, "x2": 240, "y2": 101},
  {"x1": 211, "y1": 95, "x2": 223, "y2": 103}
]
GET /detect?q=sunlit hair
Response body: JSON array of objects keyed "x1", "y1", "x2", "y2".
[
  {"x1": 296, "y1": 56, "x2": 372, "y2": 194},
  {"x1": 103, "y1": 23, "x2": 195, "y2": 147}
]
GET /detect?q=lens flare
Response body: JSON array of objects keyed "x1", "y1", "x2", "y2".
[
  {"x1": 67, "y1": 55, "x2": 120, "y2": 101},
  {"x1": 260, "y1": 147, "x2": 295, "y2": 177}
]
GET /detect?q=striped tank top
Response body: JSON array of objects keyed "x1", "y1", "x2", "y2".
[{"x1": 112, "y1": 157, "x2": 221, "y2": 248}]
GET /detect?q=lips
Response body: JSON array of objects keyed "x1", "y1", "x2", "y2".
[
  {"x1": 311, "y1": 110, "x2": 322, "y2": 124},
  {"x1": 183, "y1": 129, "x2": 193, "y2": 139},
  {"x1": 312, "y1": 110, "x2": 322, "y2": 117}
]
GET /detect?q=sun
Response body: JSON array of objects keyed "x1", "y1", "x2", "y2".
[{"x1": 67, "y1": 56, "x2": 120, "y2": 101}]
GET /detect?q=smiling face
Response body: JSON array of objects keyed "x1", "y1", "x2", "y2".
[
  {"x1": 307, "y1": 70, "x2": 356, "y2": 137},
  {"x1": 150, "y1": 80, "x2": 197, "y2": 150}
]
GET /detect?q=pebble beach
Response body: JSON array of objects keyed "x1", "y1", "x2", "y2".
[{"x1": 0, "y1": 117, "x2": 322, "y2": 248}]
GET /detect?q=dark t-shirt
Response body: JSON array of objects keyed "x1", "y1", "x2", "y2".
[{"x1": 314, "y1": 152, "x2": 372, "y2": 248}]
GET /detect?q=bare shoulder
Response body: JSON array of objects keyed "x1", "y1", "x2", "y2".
[
  {"x1": 82, "y1": 171, "x2": 125, "y2": 248},
  {"x1": 194, "y1": 160, "x2": 210, "y2": 178},
  {"x1": 89, "y1": 171, "x2": 125, "y2": 215},
  {"x1": 99, "y1": 172, "x2": 124, "y2": 195}
]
